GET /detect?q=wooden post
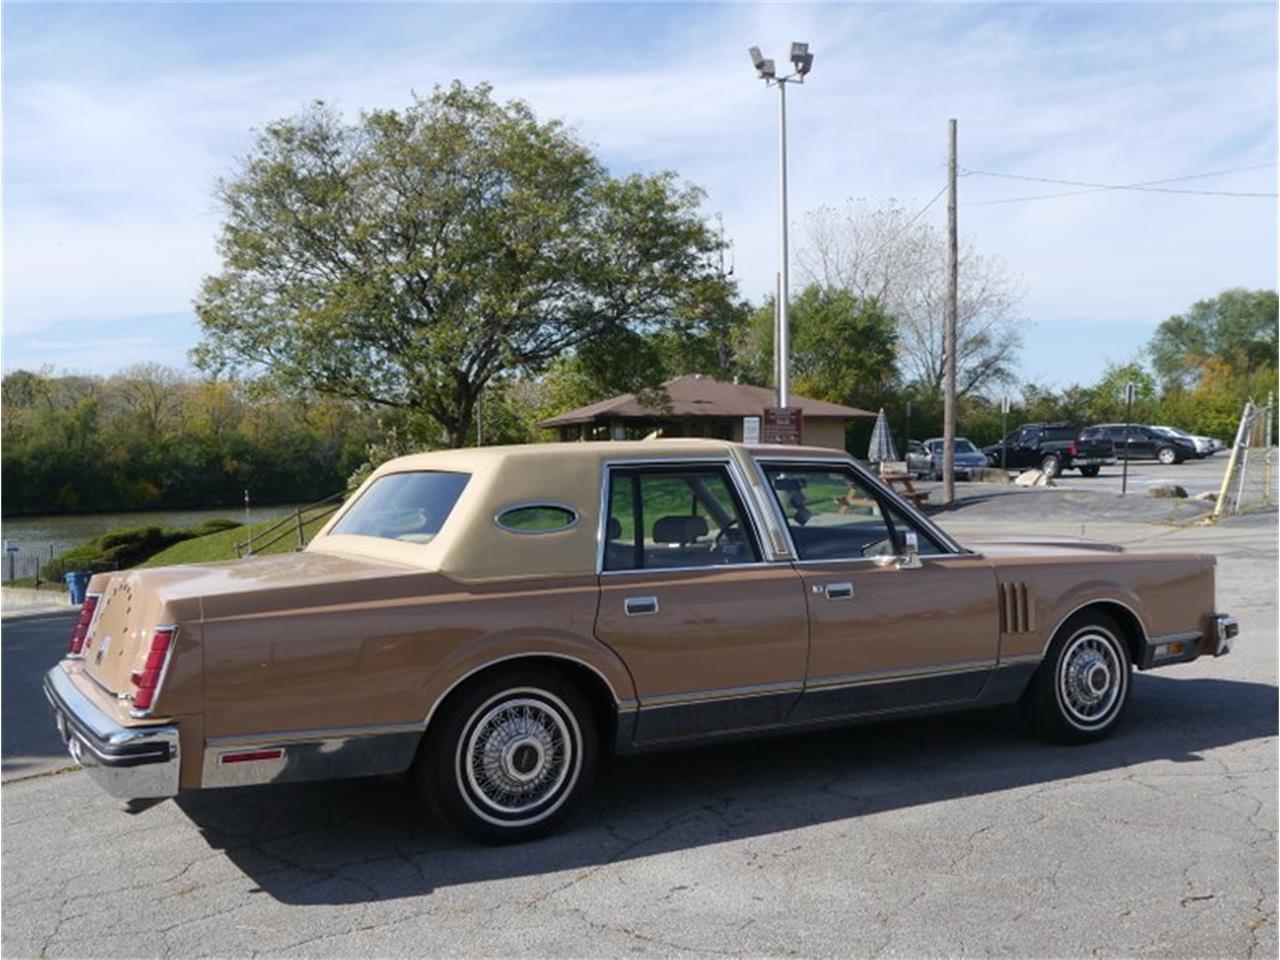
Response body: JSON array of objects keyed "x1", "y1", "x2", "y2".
[
  {"x1": 942, "y1": 118, "x2": 958, "y2": 505},
  {"x1": 295, "y1": 509, "x2": 305, "y2": 549}
]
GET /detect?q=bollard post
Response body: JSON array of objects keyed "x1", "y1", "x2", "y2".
[{"x1": 296, "y1": 509, "x2": 305, "y2": 549}]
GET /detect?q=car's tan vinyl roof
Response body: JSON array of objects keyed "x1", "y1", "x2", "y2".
[{"x1": 307, "y1": 440, "x2": 848, "y2": 581}]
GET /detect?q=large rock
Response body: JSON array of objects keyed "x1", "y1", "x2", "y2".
[
  {"x1": 1014, "y1": 469, "x2": 1055, "y2": 487},
  {"x1": 1147, "y1": 484, "x2": 1189, "y2": 499},
  {"x1": 1192, "y1": 490, "x2": 1218, "y2": 503}
]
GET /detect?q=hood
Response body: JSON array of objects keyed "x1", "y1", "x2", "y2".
[{"x1": 963, "y1": 536, "x2": 1125, "y2": 558}]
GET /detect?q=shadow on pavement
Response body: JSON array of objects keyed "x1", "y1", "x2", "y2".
[{"x1": 176, "y1": 672, "x2": 1277, "y2": 905}]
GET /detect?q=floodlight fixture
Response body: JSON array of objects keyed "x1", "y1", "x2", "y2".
[
  {"x1": 790, "y1": 41, "x2": 814, "y2": 76},
  {"x1": 748, "y1": 45, "x2": 776, "y2": 79}
]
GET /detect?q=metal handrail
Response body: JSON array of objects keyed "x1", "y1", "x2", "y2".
[{"x1": 236, "y1": 492, "x2": 345, "y2": 557}]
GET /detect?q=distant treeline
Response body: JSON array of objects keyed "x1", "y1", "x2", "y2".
[{"x1": 2, "y1": 365, "x2": 375, "y2": 517}]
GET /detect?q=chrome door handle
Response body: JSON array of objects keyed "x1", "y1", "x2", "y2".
[
  {"x1": 624, "y1": 596, "x2": 659, "y2": 616},
  {"x1": 824, "y1": 582, "x2": 854, "y2": 600}
]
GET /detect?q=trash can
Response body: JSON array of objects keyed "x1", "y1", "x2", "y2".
[{"x1": 65, "y1": 571, "x2": 89, "y2": 606}]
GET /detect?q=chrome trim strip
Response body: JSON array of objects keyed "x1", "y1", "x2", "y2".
[
  {"x1": 421, "y1": 651, "x2": 626, "y2": 728},
  {"x1": 200, "y1": 727, "x2": 422, "y2": 789},
  {"x1": 640, "y1": 680, "x2": 805, "y2": 709},
  {"x1": 1039, "y1": 598, "x2": 1149, "y2": 657},
  {"x1": 493, "y1": 501, "x2": 581, "y2": 535},
  {"x1": 805, "y1": 659, "x2": 996, "y2": 691},
  {"x1": 753, "y1": 454, "x2": 967, "y2": 557},
  {"x1": 205, "y1": 721, "x2": 428, "y2": 748},
  {"x1": 998, "y1": 652, "x2": 1044, "y2": 667},
  {"x1": 1147, "y1": 630, "x2": 1203, "y2": 646}
]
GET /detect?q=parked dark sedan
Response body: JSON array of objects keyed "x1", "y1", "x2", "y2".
[{"x1": 1084, "y1": 425, "x2": 1198, "y2": 465}]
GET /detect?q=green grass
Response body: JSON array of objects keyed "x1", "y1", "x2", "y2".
[{"x1": 139, "y1": 512, "x2": 333, "y2": 568}]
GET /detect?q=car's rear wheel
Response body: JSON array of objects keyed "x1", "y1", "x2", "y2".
[
  {"x1": 1040, "y1": 454, "x2": 1061, "y2": 478},
  {"x1": 1157, "y1": 446, "x2": 1178, "y2": 465},
  {"x1": 1022, "y1": 610, "x2": 1131, "y2": 743},
  {"x1": 415, "y1": 666, "x2": 598, "y2": 844},
  {"x1": 1079, "y1": 465, "x2": 1101, "y2": 477}
]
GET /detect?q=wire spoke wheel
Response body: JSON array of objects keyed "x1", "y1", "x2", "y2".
[{"x1": 455, "y1": 689, "x2": 582, "y2": 828}]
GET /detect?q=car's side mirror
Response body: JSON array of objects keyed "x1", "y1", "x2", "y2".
[
  {"x1": 878, "y1": 531, "x2": 923, "y2": 570},
  {"x1": 900, "y1": 531, "x2": 922, "y2": 569}
]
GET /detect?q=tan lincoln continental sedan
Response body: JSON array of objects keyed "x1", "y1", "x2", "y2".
[{"x1": 44, "y1": 440, "x2": 1238, "y2": 842}]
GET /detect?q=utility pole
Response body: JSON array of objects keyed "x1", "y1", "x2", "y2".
[{"x1": 942, "y1": 118, "x2": 958, "y2": 505}]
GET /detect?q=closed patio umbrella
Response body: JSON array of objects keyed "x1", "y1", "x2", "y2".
[{"x1": 867, "y1": 408, "x2": 898, "y2": 464}]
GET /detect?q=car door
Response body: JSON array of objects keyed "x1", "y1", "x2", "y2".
[
  {"x1": 1009, "y1": 428, "x2": 1037, "y2": 468},
  {"x1": 757, "y1": 460, "x2": 1000, "y2": 722},
  {"x1": 594, "y1": 461, "x2": 809, "y2": 745}
]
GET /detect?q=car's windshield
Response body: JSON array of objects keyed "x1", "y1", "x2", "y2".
[
  {"x1": 927, "y1": 439, "x2": 977, "y2": 454},
  {"x1": 330, "y1": 471, "x2": 470, "y2": 543}
]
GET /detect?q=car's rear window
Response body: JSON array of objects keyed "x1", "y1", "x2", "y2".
[
  {"x1": 330, "y1": 471, "x2": 470, "y2": 544},
  {"x1": 1042, "y1": 427, "x2": 1078, "y2": 441}
]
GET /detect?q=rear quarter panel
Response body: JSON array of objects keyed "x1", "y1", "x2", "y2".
[{"x1": 198, "y1": 573, "x2": 635, "y2": 740}]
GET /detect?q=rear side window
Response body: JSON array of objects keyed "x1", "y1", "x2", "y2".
[
  {"x1": 1041, "y1": 427, "x2": 1077, "y2": 441},
  {"x1": 330, "y1": 471, "x2": 470, "y2": 544},
  {"x1": 604, "y1": 465, "x2": 760, "y2": 571},
  {"x1": 496, "y1": 504, "x2": 578, "y2": 533}
]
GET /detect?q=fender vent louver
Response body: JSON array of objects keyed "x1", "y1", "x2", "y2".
[{"x1": 1000, "y1": 581, "x2": 1037, "y2": 634}]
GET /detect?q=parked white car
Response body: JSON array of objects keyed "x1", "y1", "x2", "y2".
[{"x1": 1153, "y1": 426, "x2": 1214, "y2": 458}]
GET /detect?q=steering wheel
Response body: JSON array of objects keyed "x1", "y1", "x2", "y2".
[{"x1": 711, "y1": 518, "x2": 740, "y2": 553}]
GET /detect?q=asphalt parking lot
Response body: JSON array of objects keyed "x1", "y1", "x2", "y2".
[{"x1": 2, "y1": 494, "x2": 1275, "y2": 958}]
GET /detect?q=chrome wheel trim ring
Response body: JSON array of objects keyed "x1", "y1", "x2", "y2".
[
  {"x1": 456, "y1": 688, "x2": 582, "y2": 828},
  {"x1": 1158, "y1": 448, "x2": 1176, "y2": 464},
  {"x1": 1055, "y1": 627, "x2": 1127, "y2": 730}
]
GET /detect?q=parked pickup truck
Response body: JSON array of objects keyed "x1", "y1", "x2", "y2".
[{"x1": 982, "y1": 423, "x2": 1115, "y2": 477}]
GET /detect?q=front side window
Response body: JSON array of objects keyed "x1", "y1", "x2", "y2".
[
  {"x1": 330, "y1": 471, "x2": 470, "y2": 544},
  {"x1": 762, "y1": 464, "x2": 945, "y2": 561},
  {"x1": 603, "y1": 465, "x2": 760, "y2": 571}
]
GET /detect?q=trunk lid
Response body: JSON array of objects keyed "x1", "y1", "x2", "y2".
[{"x1": 79, "y1": 551, "x2": 416, "y2": 698}]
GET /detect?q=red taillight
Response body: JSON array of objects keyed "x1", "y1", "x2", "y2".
[
  {"x1": 66, "y1": 595, "x2": 100, "y2": 657},
  {"x1": 1067, "y1": 441, "x2": 1077, "y2": 455},
  {"x1": 130, "y1": 627, "x2": 176, "y2": 715}
]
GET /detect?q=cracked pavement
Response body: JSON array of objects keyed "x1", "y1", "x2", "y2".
[{"x1": 2, "y1": 512, "x2": 1275, "y2": 957}]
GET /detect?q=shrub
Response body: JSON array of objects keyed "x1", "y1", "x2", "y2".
[{"x1": 43, "y1": 519, "x2": 243, "y2": 580}]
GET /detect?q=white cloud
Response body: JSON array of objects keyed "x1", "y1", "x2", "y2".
[{"x1": 2, "y1": 2, "x2": 1275, "y2": 381}]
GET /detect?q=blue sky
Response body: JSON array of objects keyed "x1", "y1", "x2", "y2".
[{"x1": 3, "y1": 2, "x2": 1276, "y2": 388}]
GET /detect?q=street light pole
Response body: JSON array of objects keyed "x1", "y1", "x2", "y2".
[
  {"x1": 776, "y1": 79, "x2": 790, "y2": 409},
  {"x1": 749, "y1": 42, "x2": 813, "y2": 410}
]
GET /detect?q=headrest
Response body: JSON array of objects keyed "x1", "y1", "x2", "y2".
[
  {"x1": 653, "y1": 515, "x2": 709, "y2": 545},
  {"x1": 607, "y1": 517, "x2": 622, "y2": 540}
]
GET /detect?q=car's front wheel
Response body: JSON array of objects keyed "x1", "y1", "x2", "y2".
[
  {"x1": 416, "y1": 666, "x2": 598, "y2": 844},
  {"x1": 1022, "y1": 610, "x2": 1131, "y2": 743}
]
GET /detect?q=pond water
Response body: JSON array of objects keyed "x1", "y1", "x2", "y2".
[{"x1": 0, "y1": 504, "x2": 304, "y2": 565}]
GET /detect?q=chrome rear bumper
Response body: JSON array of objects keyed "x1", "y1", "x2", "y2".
[
  {"x1": 1214, "y1": 614, "x2": 1239, "y2": 657},
  {"x1": 42, "y1": 666, "x2": 179, "y2": 799}
]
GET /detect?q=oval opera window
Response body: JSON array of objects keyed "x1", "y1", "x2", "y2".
[{"x1": 495, "y1": 504, "x2": 580, "y2": 534}]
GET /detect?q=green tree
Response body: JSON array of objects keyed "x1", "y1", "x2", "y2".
[
  {"x1": 741, "y1": 285, "x2": 899, "y2": 409},
  {"x1": 1149, "y1": 288, "x2": 1278, "y2": 390},
  {"x1": 195, "y1": 82, "x2": 724, "y2": 447}
]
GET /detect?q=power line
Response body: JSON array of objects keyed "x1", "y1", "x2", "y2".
[{"x1": 962, "y1": 163, "x2": 1278, "y2": 203}]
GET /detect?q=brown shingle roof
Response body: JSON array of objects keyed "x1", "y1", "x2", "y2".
[{"x1": 538, "y1": 375, "x2": 875, "y2": 428}]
